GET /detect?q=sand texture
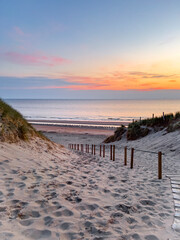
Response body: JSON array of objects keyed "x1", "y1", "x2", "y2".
[{"x1": 0, "y1": 129, "x2": 180, "y2": 240}]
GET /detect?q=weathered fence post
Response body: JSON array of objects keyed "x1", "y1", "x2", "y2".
[
  {"x1": 100, "y1": 145, "x2": 102, "y2": 157},
  {"x1": 124, "y1": 147, "x2": 127, "y2": 165},
  {"x1": 110, "y1": 145, "x2": 112, "y2": 160},
  {"x1": 81, "y1": 144, "x2": 83, "y2": 152},
  {"x1": 77, "y1": 144, "x2": 79, "y2": 151},
  {"x1": 94, "y1": 145, "x2": 96, "y2": 155},
  {"x1": 158, "y1": 151, "x2": 162, "y2": 179},
  {"x1": 130, "y1": 148, "x2": 134, "y2": 169},
  {"x1": 103, "y1": 145, "x2": 105, "y2": 157},
  {"x1": 92, "y1": 145, "x2": 93, "y2": 154},
  {"x1": 113, "y1": 145, "x2": 115, "y2": 161},
  {"x1": 163, "y1": 112, "x2": 165, "y2": 120}
]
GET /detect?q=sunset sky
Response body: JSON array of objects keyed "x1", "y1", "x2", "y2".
[{"x1": 0, "y1": 0, "x2": 180, "y2": 99}]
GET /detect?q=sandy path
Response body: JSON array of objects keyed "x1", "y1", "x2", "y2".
[{"x1": 0, "y1": 132, "x2": 180, "y2": 239}]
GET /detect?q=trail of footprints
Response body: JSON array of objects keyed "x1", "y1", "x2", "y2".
[{"x1": 0, "y1": 155, "x2": 179, "y2": 239}]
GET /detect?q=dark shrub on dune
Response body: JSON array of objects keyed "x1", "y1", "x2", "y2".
[
  {"x1": 104, "y1": 125, "x2": 126, "y2": 143},
  {"x1": 127, "y1": 123, "x2": 149, "y2": 140}
]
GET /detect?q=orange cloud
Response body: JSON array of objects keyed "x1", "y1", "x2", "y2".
[
  {"x1": 56, "y1": 71, "x2": 180, "y2": 91},
  {"x1": 2, "y1": 70, "x2": 179, "y2": 92}
]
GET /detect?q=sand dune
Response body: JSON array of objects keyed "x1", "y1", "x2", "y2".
[{"x1": 0, "y1": 129, "x2": 180, "y2": 239}]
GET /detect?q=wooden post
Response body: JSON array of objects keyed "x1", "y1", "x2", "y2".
[
  {"x1": 72, "y1": 144, "x2": 73, "y2": 150},
  {"x1": 130, "y1": 148, "x2": 134, "y2": 169},
  {"x1": 110, "y1": 145, "x2": 112, "y2": 160},
  {"x1": 152, "y1": 113, "x2": 154, "y2": 119},
  {"x1": 140, "y1": 117, "x2": 141, "y2": 122},
  {"x1": 103, "y1": 145, "x2": 105, "y2": 157},
  {"x1": 113, "y1": 145, "x2": 115, "y2": 161},
  {"x1": 77, "y1": 144, "x2": 79, "y2": 151},
  {"x1": 94, "y1": 145, "x2": 96, "y2": 155},
  {"x1": 75, "y1": 144, "x2": 76, "y2": 150},
  {"x1": 92, "y1": 145, "x2": 93, "y2": 154},
  {"x1": 81, "y1": 144, "x2": 83, "y2": 152},
  {"x1": 124, "y1": 147, "x2": 127, "y2": 165},
  {"x1": 87, "y1": 145, "x2": 89, "y2": 153},
  {"x1": 100, "y1": 145, "x2": 102, "y2": 157},
  {"x1": 158, "y1": 152, "x2": 162, "y2": 179}
]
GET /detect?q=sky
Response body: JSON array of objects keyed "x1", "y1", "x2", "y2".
[{"x1": 0, "y1": 0, "x2": 180, "y2": 99}]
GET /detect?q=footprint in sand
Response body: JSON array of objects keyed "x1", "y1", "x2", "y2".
[
  {"x1": 60, "y1": 222, "x2": 71, "y2": 230},
  {"x1": 0, "y1": 232, "x2": 14, "y2": 240},
  {"x1": 130, "y1": 233, "x2": 141, "y2": 239},
  {"x1": 61, "y1": 209, "x2": 74, "y2": 217},
  {"x1": 145, "y1": 235, "x2": 159, "y2": 240},
  {"x1": 0, "y1": 207, "x2": 6, "y2": 213},
  {"x1": 35, "y1": 200, "x2": 48, "y2": 208},
  {"x1": 7, "y1": 188, "x2": 14, "y2": 193},
  {"x1": 0, "y1": 191, "x2": 4, "y2": 197},
  {"x1": 21, "y1": 175, "x2": 27, "y2": 181},
  {"x1": 53, "y1": 207, "x2": 74, "y2": 217},
  {"x1": 44, "y1": 216, "x2": 54, "y2": 226},
  {"x1": 22, "y1": 229, "x2": 51, "y2": 239},
  {"x1": 19, "y1": 219, "x2": 34, "y2": 226},
  {"x1": 17, "y1": 182, "x2": 26, "y2": 189},
  {"x1": 140, "y1": 200, "x2": 156, "y2": 206}
]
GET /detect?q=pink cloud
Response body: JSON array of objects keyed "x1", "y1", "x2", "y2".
[
  {"x1": 1, "y1": 51, "x2": 70, "y2": 66},
  {"x1": 14, "y1": 26, "x2": 26, "y2": 36}
]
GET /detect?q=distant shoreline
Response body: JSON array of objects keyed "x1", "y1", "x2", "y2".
[
  {"x1": 31, "y1": 120, "x2": 115, "y2": 136},
  {"x1": 29, "y1": 119, "x2": 129, "y2": 129}
]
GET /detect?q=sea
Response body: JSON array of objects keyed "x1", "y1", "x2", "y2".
[{"x1": 4, "y1": 99, "x2": 180, "y2": 129}]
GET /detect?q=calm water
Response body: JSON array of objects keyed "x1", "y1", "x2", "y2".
[{"x1": 5, "y1": 99, "x2": 180, "y2": 127}]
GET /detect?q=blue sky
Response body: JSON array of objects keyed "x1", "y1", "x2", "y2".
[{"x1": 0, "y1": 0, "x2": 180, "y2": 99}]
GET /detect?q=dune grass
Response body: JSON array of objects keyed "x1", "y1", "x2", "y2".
[
  {"x1": 129, "y1": 112, "x2": 180, "y2": 128},
  {"x1": 104, "y1": 111, "x2": 180, "y2": 143},
  {"x1": 0, "y1": 99, "x2": 50, "y2": 143}
]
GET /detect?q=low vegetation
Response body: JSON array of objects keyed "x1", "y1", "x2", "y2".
[
  {"x1": 127, "y1": 123, "x2": 149, "y2": 141},
  {"x1": 104, "y1": 125, "x2": 126, "y2": 143},
  {"x1": 0, "y1": 99, "x2": 49, "y2": 143},
  {"x1": 104, "y1": 111, "x2": 180, "y2": 143}
]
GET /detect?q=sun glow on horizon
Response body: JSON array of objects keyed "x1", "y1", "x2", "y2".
[{"x1": 0, "y1": 0, "x2": 180, "y2": 98}]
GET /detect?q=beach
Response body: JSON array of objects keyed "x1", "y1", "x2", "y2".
[
  {"x1": 1, "y1": 0, "x2": 180, "y2": 238},
  {"x1": 31, "y1": 120, "x2": 114, "y2": 148},
  {"x1": 0, "y1": 121, "x2": 180, "y2": 240}
]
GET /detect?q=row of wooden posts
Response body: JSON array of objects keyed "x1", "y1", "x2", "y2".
[
  {"x1": 132, "y1": 112, "x2": 165, "y2": 123},
  {"x1": 68, "y1": 143, "x2": 162, "y2": 179}
]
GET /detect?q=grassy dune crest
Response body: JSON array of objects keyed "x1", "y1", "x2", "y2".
[
  {"x1": 104, "y1": 112, "x2": 180, "y2": 143},
  {"x1": 0, "y1": 99, "x2": 49, "y2": 143}
]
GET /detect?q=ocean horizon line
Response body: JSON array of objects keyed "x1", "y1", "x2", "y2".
[{"x1": 3, "y1": 98, "x2": 180, "y2": 101}]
